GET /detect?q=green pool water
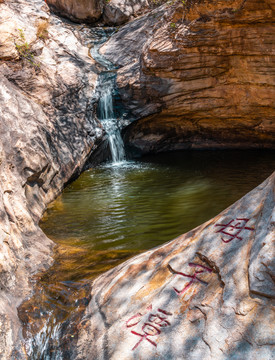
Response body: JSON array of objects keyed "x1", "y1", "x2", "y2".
[{"x1": 40, "y1": 150, "x2": 275, "y2": 281}]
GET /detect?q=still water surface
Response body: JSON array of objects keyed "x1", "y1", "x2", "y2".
[{"x1": 41, "y1": 150, "x2": 275, "y2": 281}]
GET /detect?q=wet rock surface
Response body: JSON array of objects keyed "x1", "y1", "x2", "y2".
[
  {"x1": 74, "y1": 172, "x2": 275, "y2": 360},
  {"x1": 0, "y1": 0, "x2": 102, "y2": 357},
  {"x1": 101, "y1": 0, "x2": 275, "y2": 153}
]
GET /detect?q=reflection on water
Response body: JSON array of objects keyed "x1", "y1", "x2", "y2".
[{"x1": 41, "y1": 150, "x2": 275, "y2": 280}]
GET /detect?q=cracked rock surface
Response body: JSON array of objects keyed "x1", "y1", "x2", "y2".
[
  {"x1": 74, "y1": 172, "x2": 275, "y2": 360},
  {"x1": 0, "y1": 0, "x2": 102, "y2": 357}
]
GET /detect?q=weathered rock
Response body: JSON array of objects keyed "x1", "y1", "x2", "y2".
[
  {"x1": 46, "y1": 0, "x2": 104, "y2": 23},
  {"x1": 101, "y1": 0, "x2": 275, "y2": 153},
  {"x1": 103, "y1": 0, "x2": 150, "y2": 25},
  {"x1": 0, "y1": 0, "x2": 103, "y2": 357},
  {"x1": 46, "y1": 0, "x2": 152, "y2": 25},
  {"x1": 74, "y1": 172, "x2": 275, "y2": 359}
]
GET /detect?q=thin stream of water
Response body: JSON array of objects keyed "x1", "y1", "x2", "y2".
[{"x1": 91, "y1": 29, "x2": 126, "y2": 164}]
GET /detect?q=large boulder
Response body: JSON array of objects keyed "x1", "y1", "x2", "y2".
[
  {"x1": 103, "y1": 0, "x2": 150, "y2": 25},
  {"x1": 74, "y1": 171, "x2": 275, "y2": 359},
  {"x1": 0, "y1": 0, "x2": 103, "y2": 357},
  {"x1": 101, "y1": 0, "x2": 275, "y2": 154},
  {"x1": 46, "y1": 0, "x2": 104, "y2": 23}
]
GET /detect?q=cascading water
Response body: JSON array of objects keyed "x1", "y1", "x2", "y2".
[{"x1": 91, "y1": 30, "x2": 126, "y2": 164}]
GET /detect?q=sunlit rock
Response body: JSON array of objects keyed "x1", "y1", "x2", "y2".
[{"x1": 103, "y1": 0, "x2": 150, "y2": 25}]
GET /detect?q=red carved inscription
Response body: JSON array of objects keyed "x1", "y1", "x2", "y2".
[
  {"x1": 126, "y1": 307, "x2": 172, "y2": 350},
  {"x1": 215, "y1": 218, "x2": 254, "y2": 243},
  {"x1": 170, "y1": 263, "x2": 213, "y2": 296}
]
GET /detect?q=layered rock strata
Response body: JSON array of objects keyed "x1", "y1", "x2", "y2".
[
  {"x1": 75, "y1": 171, "x2": 275, "y2": 360},
  {"x1": 0, "y1": 0, "x2": 102, "y2": 357},
  {"x1": 101, "y1": 0, "x2": 275, "y2": 154}
]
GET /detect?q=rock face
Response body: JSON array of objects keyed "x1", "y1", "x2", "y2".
[
  {"x1": 101, "y1": 0, "x2": 275, "y2": 154},
  {"x1": 74, "y1": 172, "x2": 275, "y2": 360},
  {"x1": 103, "y1": 0, "x2": 150, "y2": 25},
  {"x1": 46, "y1": 0, "x2": 152, "y2": 25},
  {"x1": 46, "y1": 0, "x2": 104, "y2": 23},
  {"x1": 0, "y1": 0, "x2": 102, "y2": 358}
]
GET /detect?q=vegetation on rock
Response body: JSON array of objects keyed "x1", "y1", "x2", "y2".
[{"x1": 15, "y1": 29, "x2": 40, "y2": 68}]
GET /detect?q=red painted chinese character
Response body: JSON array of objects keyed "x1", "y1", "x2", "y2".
[
  {"x1": 127, "y1": 308, "x2": 172, "y2": 350},
  {"x1": 131, "y1": 323, "x2": 160, "y2": 350},
  {"x1": 148, "y1": 310, "x2": 171, "y2": 327},
  {"x1": 215, "y1": 218, "x2": 254, "y2": 243},
  {"x1": 169, "y1": 263, "x2": 213, "y2": 296},
  {"x1": 126, "y1": 305, "x2": 152, "y2": 328}
]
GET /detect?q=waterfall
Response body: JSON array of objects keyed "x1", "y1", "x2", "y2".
[
  {"x1": 91, "y1": 30, "x2": 126, "y2": 164},
  {"x1": 97, "y1": 78, "x2": 126, "y2": 163}
]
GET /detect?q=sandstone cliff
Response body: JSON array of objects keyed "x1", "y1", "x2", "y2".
[
  {"x1": 101, "y1": 0, "x2": 275, "y2": 154},
  {"x1": 0, "y1": 0, "x2": 102, "y2": 357}
]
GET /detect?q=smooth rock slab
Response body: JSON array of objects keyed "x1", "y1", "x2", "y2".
[{"x1": 75, "y1": 172, "x2": 275, "y2": 359}]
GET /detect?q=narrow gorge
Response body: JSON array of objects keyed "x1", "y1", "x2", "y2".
[{"x1": 0, "y1": 0, "x2": 274, "y2": 359}]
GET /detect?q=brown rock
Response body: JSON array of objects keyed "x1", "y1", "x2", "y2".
[
  {"x1": 101, "y1": 0, "x2": 275, "y2": 153},
  {"x1": 46, "y1": 0, "x2": 104, "y2": 23},
  {"x1": 74, "y1": 172, "x2": 275, "y2": 360}
]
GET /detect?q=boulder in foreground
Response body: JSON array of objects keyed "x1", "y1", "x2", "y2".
[{"x1": 75, "y1": 171, "x2": 275, "y2": 359}]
